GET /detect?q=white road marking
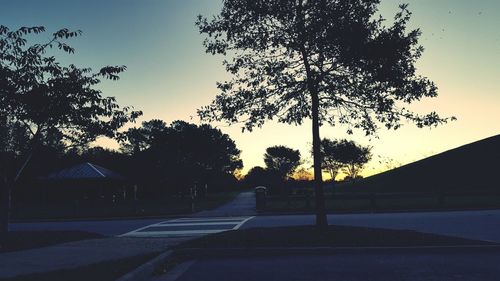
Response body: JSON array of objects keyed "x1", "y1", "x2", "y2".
[
  {"x1": 173, "y1": 217, "x2": 251, "y2": 222},
  {"x1": 155, "y1": 222, "x2": 241, "y2": 226},
  {"x1": 121, "y1": 230, "x2": 227, "y2": 237},
  {"x1": 118, "y1": 221, "x2": 171, "y2": 237},
  {"x1": 119, "y1": 216, "x2": 255, "y2": 238},
  {"x1": 233, "y1": 216, "x2": 255, "y2": 230}
]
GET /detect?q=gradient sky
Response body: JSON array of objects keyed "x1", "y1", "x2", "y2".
[{"x1": 2, "y1": 0, "x2": 499, "y2": 178}]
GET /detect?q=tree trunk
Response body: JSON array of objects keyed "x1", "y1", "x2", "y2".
[
  {"x1": 295, "y1": 0, "x2": 327, "y2": 228},
  {"x1": 0, "y1": 179, "x2": 11, "y2": 250},
  {"x1": 0, "y1": 151, "x2": 33, "y2": 249},
  {"x1": 311, "y1": 89, "x2": 327, "y2": 228}
]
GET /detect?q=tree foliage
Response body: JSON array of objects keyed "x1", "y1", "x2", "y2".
[
  {"x1": 119, "y1": 119, "x2": 167, "y2": 154},
  {"x1": 0, "y1": 25, "x2": 142, "y2": 153},
  {"x1": 196, "y1": 1, "x2": 453, "y2": 132},
  {"x1": 120, "y1": 120, "x2": 243, "y2": 194},
  {"x1": 244, "y1": 166, "x2": 269, "y2": 186},
  {"x1": 0, "y1": 25, "x2": 141, "y2": 247},
  {"x1": 292, "y1": 167, "x2": 314, "y2": 181},
  {"x1": 321, "y1": 138, "x2": 372, "y2": 180},
  {"x1": 319, "y1": 138, "x2": 344, "y2": 181},
  {"x1": 165, "y1": 121, "x2": 243, "y2": 174},
  {"x1": 264, "y1": 145, "x2": 301, "y2": 180},
  {"x1": 196, "y1": 0, "x2": 453, "y2": 227},
  {"x1": 243, "y1": 166, "x2": 282, "y2": 194}
]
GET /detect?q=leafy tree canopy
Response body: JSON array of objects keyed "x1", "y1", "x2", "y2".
[
  {"x1": 196, "y1": 0, "x2": 454, "y2": 227},
  {"x1": 332, "y1": 139, "x2": 372, "y2": 179},
  {"x1": 0, "y1": 25, "x2": 142, "y2": 154},
  {"x1": 196, "y1": 0, "x2": 453, "y2": 133},
  {"x1": 119, "y1": 119, "x2": 167, "y2": 154},
  {"x1": 166, "y1": 120, "x2": 243, "y2": 174},
  {"x1": 319, "y1": 138, "x2": 344, "y2": 181},
  {"x1": 292, "y1": 167, "x2": 314, "y2": 181},
  {"x1": 264, "y1": 145, "x2": 301, "y2": 179},
  {"x1": 244, "y1": 166, "x2": 268, "y2": 186},
  {"x1": 0, "y1": 25, "x2": 141, "y2": 246},
  {"x1": 120, "y1": 120, "x2": 243, "y2": 178}
]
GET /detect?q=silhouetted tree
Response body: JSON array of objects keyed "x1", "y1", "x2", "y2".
[
  {"x1": 0, "y1": 26, "x2": 141, "y2": 248},
  {"x1": 292, "y1": 167, "x2": 314, "y2": 181},
  {"x1": 335, "y1": 140, "x2": 372, "y2": 180},
  {"x1": 320, "y1": 138, "x2": 371, "y2": 181},
  {"x1": 167, "y1": 121, "x2": 243, "y2": 174},
  {"x1": 119, "y1": 119, "x2": 167, "y2": 154},
  {"x1": 243, "y1": 166, "x2": 281, "y2": 194},
  {"x1": 0, "y1": 115, "x2": 31, "y2": 156},
  {"x1": 244, "y1": 166, "x2": 268, "y2": 187},
  {"x1": 75, "y1": 147, "x2": 130, "y2": 174},
  {"x1": 124, "y1": 120, "x2": 243, "y2": 196},
  {"x1": 196, "y1": 1, "x2": 453, "y2": 227},
  {"x1": 320, "y1": 139, "x2": 344, "y2": 181},
  {"x1": 264, "y1": 146, "x2": 301, "y2": 180}
]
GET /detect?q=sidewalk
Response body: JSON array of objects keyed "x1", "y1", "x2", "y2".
[
  {"x1": 0, "y1": 236, "x2": 189, "y2": 279},
  {"x1": 194, "y1": 191, "x2": 256, "y2": 217}
]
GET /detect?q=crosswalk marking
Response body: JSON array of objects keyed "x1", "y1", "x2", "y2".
[
  {"x1": 119, "y1": 216, "x2": 254, "y2": 238},
  {"x1": 153, "y1": 222, "x2": 240, "y2": 226}
]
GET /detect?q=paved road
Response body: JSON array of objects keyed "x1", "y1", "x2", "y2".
[
  {"x1": 194, "y1": 191, "x2": 256, "y2": 217},
  {"x1": 6, "y1": 192, "x2": 500, "y2": 280},
  {"x1": 10, "y1": 191, "x2": 257, "y2": 236},
  {"x1": 167, "y1": 247, "x2": 500, "y2": 281},
  {"x1": 10, "y1": 193, "x2": 500, "y2": 243},
  {"x1": 120, "y1": 216, "x2": 254, "y2": 238},
  {"x1": 244, "y1": 210, "x2": 500, "y2": 243},
  {"x1": 1, "y1": 192, "x2": 256, "y2": 278}
]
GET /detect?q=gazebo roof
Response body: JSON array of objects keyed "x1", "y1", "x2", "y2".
[{"x1": 42, "y1": 162, "x2": 126, "y2": 181}]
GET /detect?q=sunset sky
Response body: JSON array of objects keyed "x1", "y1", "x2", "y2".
[{"x1": 2, "y1": 0, "x2": 499, "y2": 178}]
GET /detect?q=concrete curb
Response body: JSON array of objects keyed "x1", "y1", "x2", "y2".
[
  {"x1": 173, "y1": 244, "x2": 500, "y2": 257},
  {"x1": 116, "y1": 250, "x2": 173, "y2": 281}
]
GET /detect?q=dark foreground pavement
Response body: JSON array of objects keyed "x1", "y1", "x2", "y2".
[
  {"x1": 0, "y1": 237, "x2": 190, "y2": 279},
  {"x1": 163, "y1": 247, "x2": 500, "y2": 281},
  {"x1": 5, "y1": 192, "x2": 500, "y2": 280},
  {"x1": 0, "y1": 192, "x2": 256, "y2": 279}
]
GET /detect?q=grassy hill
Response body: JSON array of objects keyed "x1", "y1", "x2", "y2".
[{"x1": 337, "y1": 134, "x2": 500, "y2": 193}]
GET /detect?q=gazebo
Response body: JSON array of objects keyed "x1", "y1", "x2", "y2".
[{"x1": 40, "y1": 162, "x2": 129, "y2": 203}]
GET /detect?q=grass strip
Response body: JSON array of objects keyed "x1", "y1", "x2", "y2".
[
  {"x1": 1, "y1": 231, "x2": 104, "y2": 253},
  {"x1": 178, "y1": 225, "x2": 496, "y2": 249}
]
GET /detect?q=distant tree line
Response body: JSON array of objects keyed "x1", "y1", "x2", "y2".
[
  {"x1": 118, "y1": 119, "x2": 243, "y2": 198},
  {"x1": 9, "y1": 120, "x2": 245, "y2": 205},
  {"x1": 320, "y1": 139, "x2": 372, "y2": 181},
  {"x1": 243, "y1": 141, "x2": 372, "y2": 195}
]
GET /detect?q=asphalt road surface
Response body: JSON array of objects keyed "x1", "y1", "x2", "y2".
[
  {"x1": 167, "y1": 247, "x2": 500, "y2": 281},
  {"x1": 243, "y1": 210, "x2": 500, "y2": 243},
  {"x1": 9, "y1": 191, "x2": 500, "y2": 242},
  {"x1": 8, "y1": 192, "x2": 500, "y2": 281},
  {"x1": 10, "y1": 208, "x2": 500, "y2": 243},
  {"x1": 10, "y1": 191, "x2": 258, "y2": 237}
]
